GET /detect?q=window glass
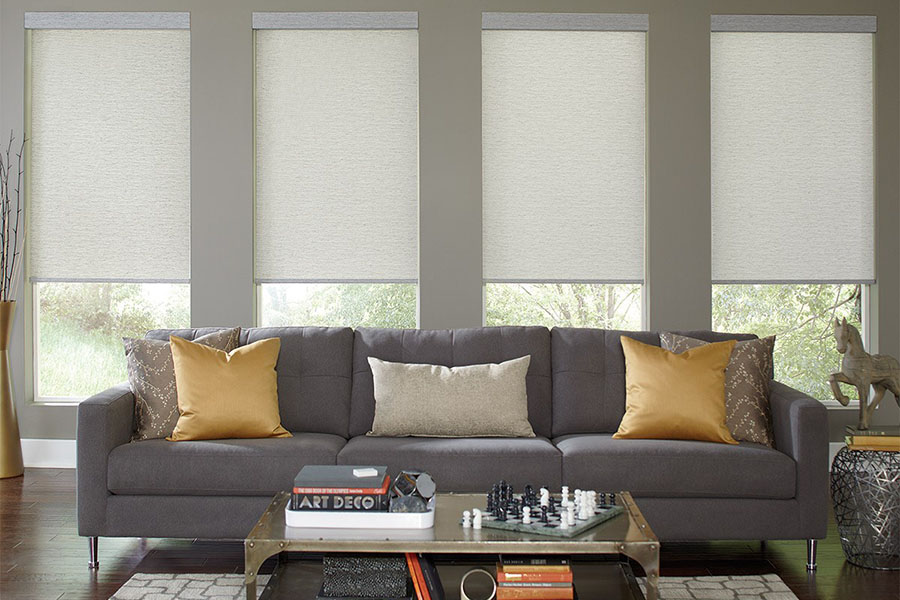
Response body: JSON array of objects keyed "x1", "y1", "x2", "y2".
[
  {"x1": 35, "y1": 282, "x2": 189, "y2": 399},
  {"x1": 712, "y1": 283, "x2": 863, "y2": 403}
]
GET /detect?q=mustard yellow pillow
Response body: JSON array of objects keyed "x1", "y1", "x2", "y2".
[
  {"x1": 614, "y1": 336, "x2": 738, "y2": 444},
  {"x1": 168, "y1": 336, "x2": 291, "y2": 441}
]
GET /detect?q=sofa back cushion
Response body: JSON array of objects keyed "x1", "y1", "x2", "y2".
[
  {"x1": 550, "y1": 328, "x2": 758, "y2": 437},
  {"x1": 350, "y1": 327, "x2": 552, "y2": 438},
  {"x1": 146, "y1": 327, "x2": 354, "y2": 436}
]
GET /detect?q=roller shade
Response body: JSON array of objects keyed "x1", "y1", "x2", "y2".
[
  {"x1": 482, "y1": 13, "x2": 647, "y2": 283},
  {"x1": 254, "y1": 13, "x2": 419, "y2": 283},
  {"x1": 711, "y1": 15, "x2": 875, "y2": 284},
  {"x1": 27, "y1": 14, "x2": 190, "y2": 283}
]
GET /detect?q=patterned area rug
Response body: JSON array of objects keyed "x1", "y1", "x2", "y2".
[
  {"x1": 110, "y1": 574, "x2": 270, "y2": 599},
  {"x1": 110, "y1": 572, "x2": 799, "y2": 600},
  {"x1": 638, "y1": 574, "x2": 799, "y2": 600}
]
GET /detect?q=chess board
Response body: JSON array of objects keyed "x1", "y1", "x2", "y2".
[
  {"x1": 463, "y1": 481, "x2": 625, "y2": 538},
  {"x1": 478, "y1": 503, "x2": 624, "y2": 538}
]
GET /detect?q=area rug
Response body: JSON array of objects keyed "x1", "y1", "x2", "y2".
[
  {"x1": 111, "y1": 573, "x2": 799, "y2": 600},
  {"x1": 638, "y1": 574, "x2": 799, "y2": 600}
]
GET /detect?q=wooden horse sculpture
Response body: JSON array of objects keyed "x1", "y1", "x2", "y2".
[{"x1": 830, "y1": 317, "x2": 900, "y2": 430}]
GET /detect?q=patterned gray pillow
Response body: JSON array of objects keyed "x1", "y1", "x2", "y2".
[
  {"x1": 660, "y1": 332, "x2": 776, "y2": 447},
  {"x1": 124, "y1": 327, "x2": 241, "y2": 441}
]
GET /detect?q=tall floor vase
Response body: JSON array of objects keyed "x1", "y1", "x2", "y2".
[{"x1": 0, "y1": 301, "x2": 23, "y2": 478}]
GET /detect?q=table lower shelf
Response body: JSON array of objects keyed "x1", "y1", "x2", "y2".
[{"x1": 259, "y1": 556, "x2": 646, "y2": 600}]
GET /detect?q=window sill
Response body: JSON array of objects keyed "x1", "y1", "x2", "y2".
[{"x1": 32, "y1": 397, "x2": 83, "y2": 407}]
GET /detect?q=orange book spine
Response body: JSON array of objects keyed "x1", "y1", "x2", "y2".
[
  {"x1": 496, "y1": 588, "x2": 574, "y2": 600},
  {"x1": 498, "y1": 571, "x2": 574, "y2": 583},
  {"x1": 412, "y1": 553, "x2": 431, "y2": 600},
  {"x1": 499, "y1": 564, "x2": 572, "y2": 574},
  {"x1": 406, "y1": 553, "x2": 424, "y2": 600}
]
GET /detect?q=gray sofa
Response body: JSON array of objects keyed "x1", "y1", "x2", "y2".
[{"x1": 77, "y1": 326, "x2": 828, "y2": 567}]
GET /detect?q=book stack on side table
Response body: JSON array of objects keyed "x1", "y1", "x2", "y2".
[
  {"x1": 845, "y1": 427, "x2": 900, "y2": 452},
  {"x1": 496, "y1": 557, "x2": 574, "y2": 600}
]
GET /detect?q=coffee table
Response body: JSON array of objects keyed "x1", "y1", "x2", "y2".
[{"x1": 245, "y1": 491, "x2": 660, "y2": 600}]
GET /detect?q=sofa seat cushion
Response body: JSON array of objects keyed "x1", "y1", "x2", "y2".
[
  {"x1": 337, "y1": 436, "x2": 562, "y2": 492},
  {"x1": 108, "y1": 433, "x2": 347, "y2": 496},
  {"x1": 555, "y1": 434, "x2": 795, "y2": 499}
]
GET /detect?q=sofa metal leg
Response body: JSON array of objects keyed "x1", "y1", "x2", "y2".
[
  {"x1": 806, "y1": 539, "x2": 817, "y2": 571},
  {"x1": 88, "y1": 536, "x2": 99, "y2": 569}
]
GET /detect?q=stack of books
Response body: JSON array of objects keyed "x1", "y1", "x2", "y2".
[
  {"x1": 496, "y1": 557, "x2": 573, "y2": 600},
  {"x1": 291, "y1": 465, "x2": 391, "y2": 512},
  {"x1": 845, "y1": 427, "x2": 900, "y2": 452}
]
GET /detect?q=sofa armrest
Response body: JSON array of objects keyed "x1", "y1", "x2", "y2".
[
  {"x1": 76, "y1": 383, "x2": 134, "y2": 536},
  {"x1": 769, "y1": 380, "x2": 828, "y2": 539}
]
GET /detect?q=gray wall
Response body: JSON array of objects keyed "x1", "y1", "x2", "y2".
[{"x1": 1, "y1": 0, "x2": 897, "y2": 441}]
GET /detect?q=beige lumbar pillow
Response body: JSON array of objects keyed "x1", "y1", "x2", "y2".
[
  {"x1": 614, "y1": 336, "x2": 738, "y2": 444},
  {"x1": 124, "y1": 327, "x2": 241, "y2": 441},
  {"x1": 367, "y1": 356, "x2": 535, "y2": 438},
  {"x1": 168, "y1": 336, "x2": 291, "y2": 441},
  {"x1": 660, "y1": 333, "x2": 776, "y2": 446}
]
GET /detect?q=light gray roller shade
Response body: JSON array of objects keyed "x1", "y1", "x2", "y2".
[
  {"x1": 254, "y1": 16, "x2": 419, "y2": 283},
  {"x1": 711, "y1": 17, "x2": 875, "y2": 284},
  {"x1": 482, "y1": 15, "x2": 646, "y2": 283},
  {"x1": 27, "y1": 17, "x2": 190, "y2": 283}
]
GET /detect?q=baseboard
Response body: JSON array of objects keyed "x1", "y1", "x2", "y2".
[{"x1": 20, "y1": 438, "x2": 76, "y2": 469}]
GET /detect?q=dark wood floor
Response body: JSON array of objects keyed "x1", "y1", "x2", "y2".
[{"x1": 1, "y1": 469, "x2": 897, "y2": 600}]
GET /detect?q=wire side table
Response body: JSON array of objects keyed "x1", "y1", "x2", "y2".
[{"x1": 830, "y1": 446, "x2": 900, "y2": 570}]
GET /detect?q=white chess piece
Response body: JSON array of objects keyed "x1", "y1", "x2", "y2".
[
  {"x1": 561, "y1": 485, "x2": 569, "y2": 507},
  {"x1": 559, "y1": 515, "x2": 569, "y2": 530},
  {"x1": 473, "y1": 508, "x2": 483, "y2": 529},
  {"x1": 462, "y1": 510, "x2": 472, "y2": 528},
  {"x1": 539, "y1": 488, "x2": 550, "y2": 507},
  {"x1": 522, "y1": 506, "x2": 531, "y2": 525},
  {"x1": 588, "y1": 491, "x2": 597, "y2": 515},
  {"x1": 567, "y1": 505, "x2": 576, "y2": 526}
]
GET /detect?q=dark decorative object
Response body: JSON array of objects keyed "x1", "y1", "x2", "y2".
[
  {"x1": 830, "y1": 447, "x2": 900, "y2": 570},
  {"x1": 389, "y1": 470, "x2": 436, "y2": 512},
  {"x1": 390, "y1": 495, "x2": 427, "y2": 513},
  {"x1": 320, "y1": 554, "x2": 409, "y2": 598}
]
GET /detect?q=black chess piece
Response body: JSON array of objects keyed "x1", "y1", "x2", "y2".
[
  {"x1": 498, "y1": 507, "x2": 507, "y2": 522},
  {"x1": 487, "y1": 492, "x2": 494, "y2": 512},
  {"x1": 548, "y1": 496, "x2": 557, "y2": 515},
  {"x1": 540, "y1": 505, "x2": 549, "y2": 523}
]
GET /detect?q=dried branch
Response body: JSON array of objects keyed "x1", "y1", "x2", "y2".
[{"x1": 0, "y1": 131, "x2": 25, "y2": 302}]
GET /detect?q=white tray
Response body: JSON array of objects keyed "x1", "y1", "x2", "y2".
[{"x1": 285, "y1": 503, "x2": 435, "y2": 530}]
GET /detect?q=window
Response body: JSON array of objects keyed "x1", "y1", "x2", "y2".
[
  {"x1": 713, "y1": 284, "x2": 863, "y2": 403},
  {"x1": 485, "y1": 283, "x2": 642, "y2": 329},
  {"x1": 259, "y1": 283, "x2": 416, "y2": 329},
  {"x1": 26, "y1": 13, "x2": 191, "y2": 400},
  {"x1": 253, "y1": 13, "x2": 419, "y2": 327},
  {"x1": 481, "y1": 13, "x2": 647, "y2": 327},
  {"x1": 35, "y1": 283, "x2": 189, "y2": 399},
  {"x1": 711, "y1": 16, "x2": 875, "y2": 403}
]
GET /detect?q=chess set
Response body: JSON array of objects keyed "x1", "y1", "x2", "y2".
[{"x1": 460, "y1": 480, "x2": 624, "y2": 538}]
